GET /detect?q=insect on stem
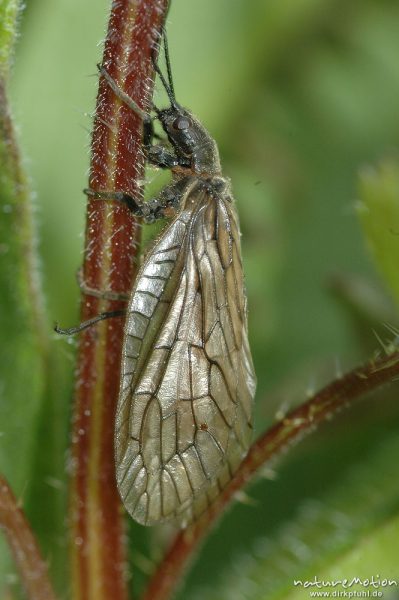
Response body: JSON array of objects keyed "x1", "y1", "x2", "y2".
[
  {"x1": 93, "y1": 27, "x2": 258, "y2": 527},
  {"x1": 59, "y1": 22, "x2": 256, "y2": 527}
]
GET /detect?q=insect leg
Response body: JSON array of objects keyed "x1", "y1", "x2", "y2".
[
  {"x1": 84, "y1": 177, "x2": 190, "y2": 223},
  {"x1": 148, "y1": 144, "x2": 189, "y2": 169},
  {"x1": 98, "y1": 64, "x2": 154, "y2": 152},
  {"x1": 76, "y1": 268, "x2": 130, "y2": 302},
  {"x1": 84, "y1": 188, "x2": 164, "y2": 223},
  {"x1": 97, "y1": 64, "x2": 150, "y2": 124},
  {"x1": 55, "y1": 310, "x2": 125, "y2": 336},
  {"x1": 84, "y1": 188, "x2": 145, "y2": 216}
]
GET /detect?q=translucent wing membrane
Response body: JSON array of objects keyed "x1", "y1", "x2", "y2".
[{"x1": 115, "y1": 179, "x2": 256, "y2": 526}]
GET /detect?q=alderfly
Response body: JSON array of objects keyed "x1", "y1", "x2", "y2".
[{"x1": 72, "y1": 33, "x2": 256, "y2": 526}]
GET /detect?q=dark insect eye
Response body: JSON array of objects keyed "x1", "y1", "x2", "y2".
[{"x1": 172, "y1": 116, "x2": 192, "y2": 130}]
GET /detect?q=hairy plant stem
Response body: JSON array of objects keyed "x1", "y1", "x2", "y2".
[
  {"x1": 70, "y1": 2, "x2": 169, "y2": 599},
  {"x1": 0, "y1": 476, "x2": 57, "y2": 600},
  {"x1": 141, "y1": 349, "x2": 399, "y2": 600}
]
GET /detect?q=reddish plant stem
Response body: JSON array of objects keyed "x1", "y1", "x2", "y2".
[
  {"x1": 70, "y1": 2, "x2": 169, "y2": 600},
  {"x1": 141, "y1": 350, "x2": 399, "y2": 600},
  {"x1": 0, "y1": 476, "x2": 57, "y2": 600}
]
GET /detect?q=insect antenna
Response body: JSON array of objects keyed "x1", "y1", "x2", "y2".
[
  {"x1": 151, "y1": 102, "x2": 162, "y2": 119},
  {"x1": 151, "y1": 35, "x2": 178, "y2": 109},
  {"x1": 162, "y1": 29, "x2": 175, "y2": 100}
]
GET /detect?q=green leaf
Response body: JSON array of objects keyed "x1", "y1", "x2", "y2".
[{"x1": 357, "y1": 160, "x2": 399, "y2": 309}]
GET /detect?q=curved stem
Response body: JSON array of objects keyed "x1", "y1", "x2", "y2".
[
  {"x1": 141, "y1": 349, "x2": 399, "y2": 600},
  {"x1": 0, "y1": 476, "x2": 57, "y2": 600},
  {"x1": 69, "y1": 2, "x2": 169, "y2": 599}
]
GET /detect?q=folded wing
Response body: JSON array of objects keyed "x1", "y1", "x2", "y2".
[{"x1": 115, "y1": 184, "x2": 256, "y2": 525}]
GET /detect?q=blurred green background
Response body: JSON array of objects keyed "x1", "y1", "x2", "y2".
[{"x1": 1, "y1": 0, "x2": 399, "y2": 598}]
